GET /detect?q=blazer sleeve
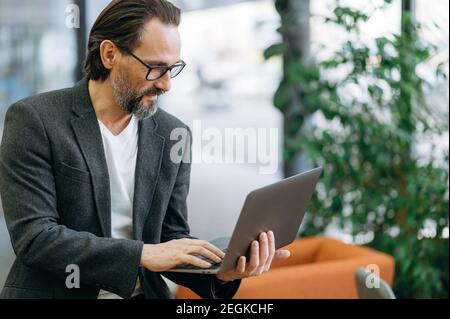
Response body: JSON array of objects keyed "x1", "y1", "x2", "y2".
[
  {"x1": 0, "y1": 101, "x2": 144, "y2": 299},
  {"x1": 160, "y1": 126, "x2": 241, "y2": 299}
]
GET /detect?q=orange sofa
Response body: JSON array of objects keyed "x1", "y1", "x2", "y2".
[{"x1": 175, "y1": 236, "x2": 395, "y2": 299}]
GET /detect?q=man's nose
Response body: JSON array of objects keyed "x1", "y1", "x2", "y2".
[{"x1": 154, "y1": 71, "x2": 171, "y2": 93}]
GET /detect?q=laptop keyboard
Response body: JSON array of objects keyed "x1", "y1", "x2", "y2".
[{"x1": 175, "y1": 262, "x2": 222, "y2": 270}]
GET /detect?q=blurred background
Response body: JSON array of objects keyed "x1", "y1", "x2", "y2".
[{"x1": 0, "y1": 0, "x2": 448, "y2": 298}]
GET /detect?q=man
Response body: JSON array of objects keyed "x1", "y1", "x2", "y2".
[{"x1": 0, "y1": 0, "x2": 290, "y2": 299}]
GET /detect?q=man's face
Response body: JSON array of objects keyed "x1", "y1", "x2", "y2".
[{"x1": 111, "y1": 19, "x2": 181, "y2": 119}]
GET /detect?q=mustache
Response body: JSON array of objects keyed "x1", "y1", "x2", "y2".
[{"x1": 137, "y1": 87, "x2": 165, "y2": 99}]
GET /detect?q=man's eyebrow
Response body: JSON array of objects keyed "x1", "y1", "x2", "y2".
[
  {"x1": 144, "y1": 60, "x2": 181, "y2": 66},
  {"x1": 144, "y1": 60, "x2": 169, "y2": 66}
]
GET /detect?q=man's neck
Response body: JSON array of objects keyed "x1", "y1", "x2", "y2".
[{"x1": 88, "y1": 79, "x2": 133, "y2": 135}]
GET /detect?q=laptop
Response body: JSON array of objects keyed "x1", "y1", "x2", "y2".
[{"x1": 166, "y1": 167, "x2": 323, "y2": 274}]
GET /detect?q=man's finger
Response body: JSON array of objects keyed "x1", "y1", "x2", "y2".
[
  {"x1": 188, "y1": 239, "x2": 225, "y2": 259},
  {"x1": 203, "y1": 242, "x2": 226, "y2": 259},
  {"x1": 191, "y1": 246, "x2": 222, "y2": 263},
  {"x1": 264, "y1": 231, "x2": 276, "y2": 271},
  {"x1": 259, "y1": 233, "x2": 269, "y2": 262},
  {"x1": 247, "y1": 241, "x2": 259, "y2": 275},
  {"x1": 236, "y1": 256, "x2": 246, "y2": 275},
  {"x1": 258, "y1": 232, "x2": 269, "y2": 274},
  {"x1": 183, "y1": 255, "x2": 212, "y2": 269}
]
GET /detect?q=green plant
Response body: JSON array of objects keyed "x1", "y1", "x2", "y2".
[{"x1": 265, "y1": 0, "x2": 449, "y2": 298}]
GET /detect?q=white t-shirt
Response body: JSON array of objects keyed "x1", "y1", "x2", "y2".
[{"x1": 97, "y1": 116, "x2": 142, "y2": 299}]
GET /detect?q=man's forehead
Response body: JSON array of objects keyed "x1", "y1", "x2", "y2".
[{"x1": 135, "y1": 19, "x2": 181, "y2": 65}]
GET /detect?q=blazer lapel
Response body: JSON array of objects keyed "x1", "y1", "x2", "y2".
[
  {"x1": 132, "y1": 118, "x2": 165, "y2": 240},
  {"x1": 68, "y1": 78, "x2": 166, "y2": 240},
  {"x1": 70, "y1": 78, "x2": 111, "y2": 237}
]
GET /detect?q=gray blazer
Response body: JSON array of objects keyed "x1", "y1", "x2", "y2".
[{"x1": 0, "y1": 78, "x2": 240, "y2": 299}]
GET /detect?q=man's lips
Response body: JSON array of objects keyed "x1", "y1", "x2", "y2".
[{"x1": 143, "y1": 94, "x2": 157, "y2": 101}]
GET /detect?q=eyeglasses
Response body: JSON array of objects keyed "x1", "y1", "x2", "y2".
[{"x1": 119, "y1": 46, "x2": 186, "y2": 81}]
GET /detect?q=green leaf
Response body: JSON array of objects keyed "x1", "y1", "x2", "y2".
[
  {"x1": 263, "y1": 43, "x2": 284, "y2": 60},
  {"x1": 273, "y1": 79, "x2": 291, "y2": 111}
]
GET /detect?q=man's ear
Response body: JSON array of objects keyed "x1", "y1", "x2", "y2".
[{"x1": 99, "y1": 40, "x2": 119, "y2": 71}]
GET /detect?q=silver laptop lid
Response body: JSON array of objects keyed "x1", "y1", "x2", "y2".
[{"x1": 219, "y1": 167, "x2": 323, "y2": 273}]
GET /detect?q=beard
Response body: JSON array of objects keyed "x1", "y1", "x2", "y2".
[{"x1": 111, "y1": 69, "x2": 165, "y2": 120}]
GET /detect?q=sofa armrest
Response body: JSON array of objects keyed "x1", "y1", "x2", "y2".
[
  {"x1": 175, "y1": 237, "x2": 395, "y2": 299},
  {"x1": 233, "y1": 255, "x2": 394, "y2": 299}
]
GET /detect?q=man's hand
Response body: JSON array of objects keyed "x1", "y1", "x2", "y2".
[
  {"x1": 216, "y1": 231, "x2": 290, "y2": 282},
  {"x1": 140, "y1": 238, "x2": 225, "y2": 272}
]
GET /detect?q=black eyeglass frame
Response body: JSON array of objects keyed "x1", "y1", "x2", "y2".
[{"x1": 118, "y1": 46, "x2": 186, "y2": 81}]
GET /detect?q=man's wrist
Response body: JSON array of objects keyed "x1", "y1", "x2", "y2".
[{"x1": 139, "y1": 244, "x2": 153, "y2": 267}]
